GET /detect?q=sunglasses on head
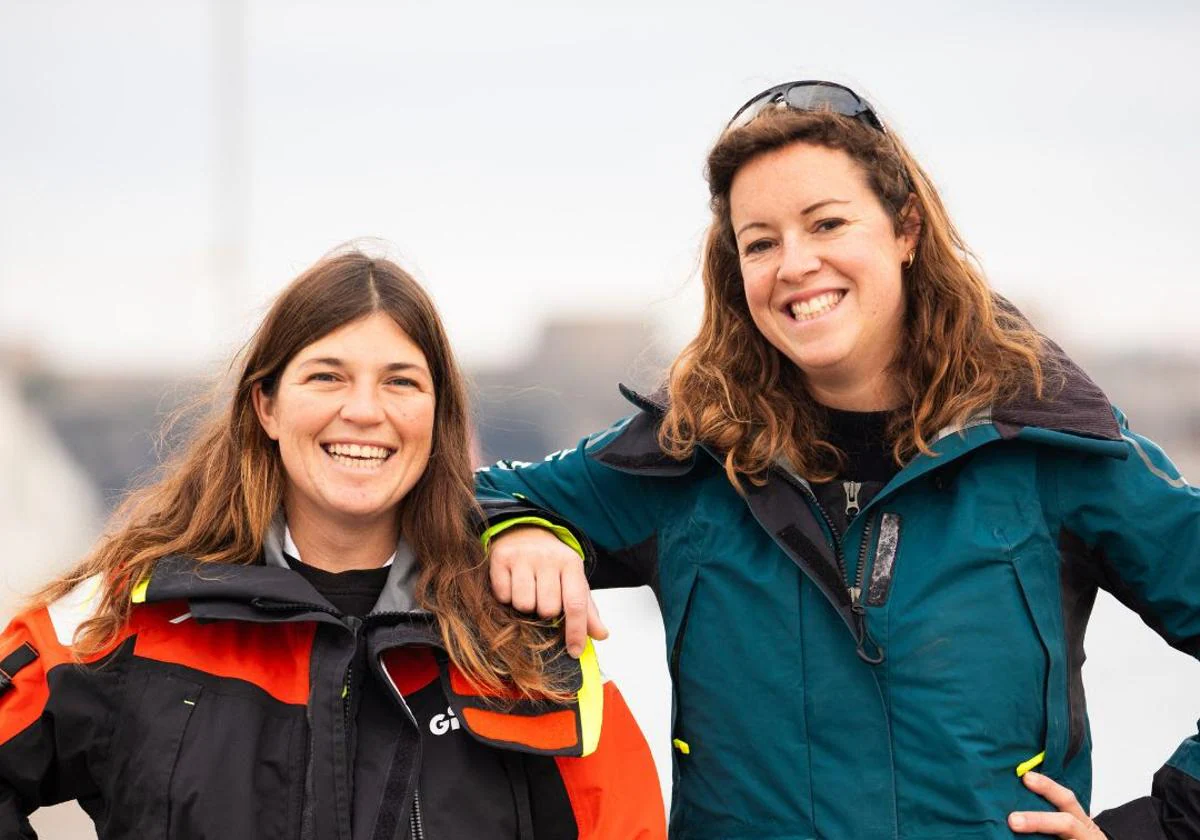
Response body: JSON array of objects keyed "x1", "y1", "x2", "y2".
[{"x1": 726, "y1": 80, "x2": 884, "y2": 133}]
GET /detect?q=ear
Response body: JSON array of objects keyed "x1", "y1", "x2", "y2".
[
  {"x1": 252, "y1": 382, "x2": 280, "y2": 441},
  {"x1": 898, "y1": 194, "x2": 923, "y2": 254}
]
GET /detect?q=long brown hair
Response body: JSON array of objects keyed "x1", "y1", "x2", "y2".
[
  {"x1": 34, "y1": 250, "x2": 566, "y2": 698},
  {"x1": 660, "y1": 106, "x2": 1047, "y2": 486}
]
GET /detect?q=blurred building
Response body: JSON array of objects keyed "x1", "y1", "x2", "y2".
[
  {"x1": 0, "y1": 362, "x2": 101, "y2": 620},
  {"x1": 471, "y1": 316, "x2": 668, "y2": 464},
  {"x1": 0, "y1": 356, "x2": 101, "y2": 839}
]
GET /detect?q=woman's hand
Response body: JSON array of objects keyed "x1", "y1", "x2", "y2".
[
  {"x1": 487, "y1": 526, "x2": 608, "y2": 657},
  {"x1": 1008, "y1": 771, "x2": 1107, "y2": 838}
]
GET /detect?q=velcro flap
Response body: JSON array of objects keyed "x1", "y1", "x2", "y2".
[{"x1": 0, "y1": 642, "x2": 39, "y2": 695}]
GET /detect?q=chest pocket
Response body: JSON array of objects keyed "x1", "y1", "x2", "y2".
[{"x1": 102, "y1": 661, "x2": 305, "y2": 840}]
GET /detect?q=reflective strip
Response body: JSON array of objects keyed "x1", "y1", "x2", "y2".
[
  {"x1": 479, "y1": 516, "x2": 584, "y2": 560},
  {"x1": 1016, "y1": 751, "x2": 1045, "y2": 777},
  {"x1": 577, "y1": 637, "x2": 603, "y2": 756},
  {"x1": 673, "y1": 738, "x2": 690, "y2": 755},
  {"x1": 1123, "y1": 434, "x2": 1189, "y2": 488},
  {"x1": 46, "y1": 576, "x2": 104, "y2": 646},
  {"x1": 131, "y1": 577, "x2": 150, "y2": 604},
  {"x1": 866, "y1": 513, "x2": 902, "y2": 606}
]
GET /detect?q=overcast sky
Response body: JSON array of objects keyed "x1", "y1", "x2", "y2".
[{"x1": 1, "y1": 0, "x2": 1198, "y2": 374}]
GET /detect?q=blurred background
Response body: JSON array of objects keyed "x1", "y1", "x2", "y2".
[{"x1": 2, "y1": 0, "x2": 1198, "y2": 834}]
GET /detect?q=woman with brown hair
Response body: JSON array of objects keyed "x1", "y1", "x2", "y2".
[
  {"x1": 0, "y1": 250, "x2": 665, "y2": 838},
  {"x1": 478, "y1": 82, "x2": 1200, "y2": 838}
]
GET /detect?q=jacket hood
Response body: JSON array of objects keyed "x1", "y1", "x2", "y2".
[{"x1": 596, "y1": 334, "x2": 1124, "y2": 475}]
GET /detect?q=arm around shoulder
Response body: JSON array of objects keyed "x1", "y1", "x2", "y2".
[{"x1": 476, "y1": 415, "x2": 672, "y2": 590}]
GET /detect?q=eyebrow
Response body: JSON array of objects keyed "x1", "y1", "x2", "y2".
[
  {"x1": 734, "y1": 198, "x2": 850, "y2": 239},
  {"x1": 298, "y1": 357, "x2": 430, "y2": 376}
]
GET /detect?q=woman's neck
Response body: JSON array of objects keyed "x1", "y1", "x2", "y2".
[
  {"x1": 805, "y1": 365, "x2": 903, "y2": 412},
  {"x1": 283, "y1": 503, "x2": 399, "y2": 573}
]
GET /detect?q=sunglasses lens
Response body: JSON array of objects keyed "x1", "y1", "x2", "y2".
[
  {"x1": 783, "y1": 84, "x2": 863, "y2": 116},
  {"x1": 726, "y1": 81, "x2": 881, "y2": 132}
]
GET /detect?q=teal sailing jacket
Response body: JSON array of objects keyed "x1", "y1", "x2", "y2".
[{"x1": 476, "y1": 349, "x2": 1200, "y2": 840}]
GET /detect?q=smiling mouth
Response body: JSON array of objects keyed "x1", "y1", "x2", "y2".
[
  {"x1": 321, "y1": 443, "x2": 396, "y2": 469},
  {"x1": 788, "y1": 290, "x2": 845, "y2": 322}
]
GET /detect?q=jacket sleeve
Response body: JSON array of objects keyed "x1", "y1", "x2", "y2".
[
  {"x1": 550, "y1": 676, "x2": 667, "y2": 839},
  {"x1": 0, "y1": 606, "x2": 104, "y2": 838},
  {"x1": 1049, "y1": 423, "x2": 1200, "y2": 840},
  {"x1": 475, "y1": 416, "x2": 666, "y2": 589}
]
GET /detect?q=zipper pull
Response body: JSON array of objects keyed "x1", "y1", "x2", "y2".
[{"x1": 843, "y1": 481, "x2": 862, "y2": 519}]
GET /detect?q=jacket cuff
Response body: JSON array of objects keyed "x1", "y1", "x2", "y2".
[
  {"x1": 480, "y1": 516, "x2": 584, "y2": 560},
  {"x1": 477, "y1": 498, "x2": 597, "y2": 572}
]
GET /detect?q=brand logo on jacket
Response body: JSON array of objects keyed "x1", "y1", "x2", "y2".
[{"x1": 430, "y1": 706, "x2": 461, "y2": 735}]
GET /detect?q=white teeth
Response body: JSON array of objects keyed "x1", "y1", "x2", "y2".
[
  {"x1": 789, "y1": 291, "x2": 844, "y2": 321},
  {"x1": 324, "y1": 443, "x2": 393, "y2": 460}
]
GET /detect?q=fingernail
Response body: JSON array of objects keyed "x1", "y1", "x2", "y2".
[
  {"x1": 1009, "y1": 814, "x2": 1025, "y2": 829},
  {"x1": 1024, "y1": 771, "x2": 1042, "y2": 782},
  {"x1": 567, "y1": 645, "x2": 581, "y2": 658}
]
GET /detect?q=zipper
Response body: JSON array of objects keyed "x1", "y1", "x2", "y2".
[
  {"x1": 408, "y1": 786, "x2": 426, "y2": 839},
  {"x1": 843, "y1": 480, "x2": 863, "y2": 519},
  {"x1": 851, "y1": 511, "x2": 885, "y2": 665},
  {"x1": 850, "y1": 509, "x2": 877, "y2": 604},
  {"x1": 773, "y1": 467, "x2": 885, "y2": 664},
  {"x1": 773, "y1": 468, "x2": 847, "y2": 580},
  {"x1": 377, "y1": 650, "x2": 425, "y2": 840}
]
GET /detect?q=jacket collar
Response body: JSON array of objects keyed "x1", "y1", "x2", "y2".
[
  {"x1": 261, "y1": 511, "x2": 420, "y2": 614},
  {"x1": 137, "y1": 511, "x2": 424, "y2": 622},
  {"x1": 594, "y1": 339, "x2": 1124, "y2": 476}
]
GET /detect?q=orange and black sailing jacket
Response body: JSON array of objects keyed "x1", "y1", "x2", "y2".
[{"x1": 0, "y1": 556, "x2": 665, "y2": 839}]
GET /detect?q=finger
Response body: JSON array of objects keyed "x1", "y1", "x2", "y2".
[
  {"x1": 561, "y1": 564, "x2": 592, "y2": 657},
  {"x1": 1023, "y1": 771, "x2": 1089, "y2": 822},
  {"x1": 509, "y1": 564, "x2": 538, "y2": 614},
  {"x1": 1008, "y1": 810, "x2": 1078, "y2": 836},
  {"x1": 535, "y1": 565, "x2": 564, "y2": 620},
  {"x1": 489, "y1": 558, "x2": 513, "y2": 605},
  {"x1": 586, "y1": 594, "x2": 609, "y2": 641}
]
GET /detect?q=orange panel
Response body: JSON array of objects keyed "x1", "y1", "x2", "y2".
[
  {"x1": 448, "y1": 663, "x2": 529, "y2": 701},
  {"x1": 555, "y1": 682, "x2": 667, "y2": 839},
  {"x1": 131, "y1": 602, "x2": 312, "y2": 705},
  {"x1": 461, "y1": 706, "x2": 579, "y2": 751},
  {"x1": 380, "y1": 647, "x2": 439, "y2": 696}
]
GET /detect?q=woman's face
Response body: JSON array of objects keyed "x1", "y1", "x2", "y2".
[
  {"x1": 730, "y1": 142, "x2": 916, "y2": 409},
  {"x1": 253, "y1": 311, "x2": 435, "y2": 533}
]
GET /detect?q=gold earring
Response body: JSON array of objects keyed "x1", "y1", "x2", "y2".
[{"x1": 903, "y1": 250, "x2": 916, "y2": 269}]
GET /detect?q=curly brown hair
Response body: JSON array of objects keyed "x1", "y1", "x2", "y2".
[
  {"x1": 659, "y1": 106, "x2": 1047, "y2": 487},
  {"x1": 33, "y1": 250, "x2": 568, "y2": 699}
]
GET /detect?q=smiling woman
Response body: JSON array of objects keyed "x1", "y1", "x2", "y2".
[
  {"x1": 253, "y1": 312, "x2": 437, "y2": 569},
  {"x1": 478, "y1": 80, "x2": 1200, "y2": 840},
  {"x1": 0, "y1": 249, "x2": 665, "y2": 838}
]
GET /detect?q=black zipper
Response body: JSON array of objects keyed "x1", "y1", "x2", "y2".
[
  {"x1": 852, "y1": 510, "x2": 877, "y2": 604},
  {"x1": 408, "y1": 786, "x2": 426, "y2": 839},
  {"x1": 851, "y1": 512, "x2": 885, "y2": 664},
  {"x1": 376, "y1": 648, "x2": 426, "y2": 840},
  {"x1": 773, "y1": 467, "x2": 885, "y2": 664}
]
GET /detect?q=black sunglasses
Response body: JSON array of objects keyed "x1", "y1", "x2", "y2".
[{"x1": 726, "y1": 80, "x2": 884, "y2": 133}]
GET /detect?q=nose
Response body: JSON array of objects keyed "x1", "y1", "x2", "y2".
[
  {"x1": 775, "y1": 235, "x2": 821, "y2": 283},
  {"x1": 339, "y1": 382, "x2": 385, "y2": 425}
]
